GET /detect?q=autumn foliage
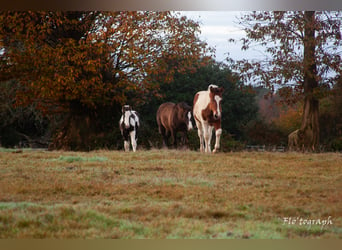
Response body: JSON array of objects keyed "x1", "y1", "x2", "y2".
[
  {"x1": 1, "y1": 11, "x2": 207, "y2": 110},
  {"x1": 0, "y1": 11, "x2": 208, "y2": 149}
]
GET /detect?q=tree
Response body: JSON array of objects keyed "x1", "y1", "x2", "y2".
[
  {"x1": 0, "y1": 80, "x2": 49, "y2": 147},
  {"x1": 319, "y1": 76, "x2": 342, "y2": 150},
  {"x1": 139, "y1": 59, "x2": 258, "y2": 149},
  {"x1": 233, "y1": 11, "x2": 342, "y2": 151},
  {"x1": 0, "y1": 11, "x2": 208, "y2": 150}
]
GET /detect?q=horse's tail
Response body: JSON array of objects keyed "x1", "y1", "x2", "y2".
[
  {"x1": 156, "y1": 108, "x2": 163, "y2": 134},
  {"x1": 156, "y1": 115, "x2": 161, "y2": 134}
]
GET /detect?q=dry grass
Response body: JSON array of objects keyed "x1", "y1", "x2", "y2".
[{"x1": 0, "y1": 148, "x2": 341, "y2": 238}]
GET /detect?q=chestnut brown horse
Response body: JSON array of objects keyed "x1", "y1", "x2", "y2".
[
  {"x1": 156, "y1": 102, "x2": 194, "y2": 148},
  {"x1": 193, "y1": 84, "x2": 224, "y2": 153}
]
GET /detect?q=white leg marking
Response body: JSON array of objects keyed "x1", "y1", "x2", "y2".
[
  {"x1": 207, "y1": 126, "x2": 214, "y2": 153},
  {"x1": 187, "y1": 112, "x2": 193, "y2": 131},
  {"x1": 130, "y1": 130, "x2": 137, "y2": 152},
  {"x1": 124, "y1": 140, "x2": 130, "y2": 152},
  {"x1": 213, "y1": 128, "x2": 222, "y2": 153},
  {"x1": 203, "y1": 123, "x2": 212, "y2": 153},
  {"x1": 195, "y1": 119, "x2": 204, "y2": 152}
]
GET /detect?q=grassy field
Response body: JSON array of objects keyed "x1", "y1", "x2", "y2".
[{"x1": 0, "y1": 148, "x2": 341, "y2": 239}]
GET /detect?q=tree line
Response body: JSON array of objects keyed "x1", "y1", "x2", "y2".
[{"x1": 0, "y1": 11, "x2": 341, "y2": 151}]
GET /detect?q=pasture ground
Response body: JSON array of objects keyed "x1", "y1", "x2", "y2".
[{"x1": 0, "y1": 148, "x2": 341, "y2": 239}]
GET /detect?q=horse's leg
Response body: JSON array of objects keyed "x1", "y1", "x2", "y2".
[
  {"x1": 182, "y1": 131, "x2": 188, "y2": 148},
  {"x1": 195, "y1": 120, "x2": 204, "y2": 152},
  {"x1": 164, "y1": 129, "x2": 172, "y2": 148},
  {"x1": 203, "y1": 123, "x2": 212, "y2": 153},
  {"x1": 124, "y1": 140, "x2": 130, "y2": 152},
  {"x1": 213, "y1": 127, "x2": 222, "y2": 153},
  {"x1": 123, "y1": 130, "x2": 130, "y2": 152},
  {"x1": 179, "y1": 131, "x2": 185, "y2": 146},
  {"x1": 171, "y1": 129, "x2": 177, "y2": 149},
  {"x1": 206, "y1": 125, "x2": 214, "y2": 153},
  {"x1": 159, "y1": 126, "x2": 167, "y2": 148},
  {"x1": 130, "y1": 130, "x2": 137, "y2": 152}
]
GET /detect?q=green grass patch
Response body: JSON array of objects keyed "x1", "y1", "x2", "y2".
[
  {"x1": 53, "y1": 155, "x2": 108, "y2": 163},
  {"x1": 0, "y1": 202, "x2": 40, "y2": 210}
]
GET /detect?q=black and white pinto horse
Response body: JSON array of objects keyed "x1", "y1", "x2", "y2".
[
  {"x1": 119, "y1": 105, "x2": 140, "y2": 152},
  {"x1": 193, "y1": 84, "x2": 224, "y2": 153}
]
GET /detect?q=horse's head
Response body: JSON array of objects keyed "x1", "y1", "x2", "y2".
[
  {"x1": 208, "y1": 85, "x2": 224, "y2": 120},
  {"x1": 175, "y1": 102, "x2": 194, "y2": 131},
  {"x1": 122, "y1": 105, "x2": 133, "y2": 129}
]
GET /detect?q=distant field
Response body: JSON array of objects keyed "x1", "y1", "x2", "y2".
[{"x1": 0, "y1": 148, "x2": 341, "y2": 238}]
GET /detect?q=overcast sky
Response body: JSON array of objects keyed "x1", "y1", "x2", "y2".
[{"x1": 180, "y1": 11, "x2": 262, "y2": 63}]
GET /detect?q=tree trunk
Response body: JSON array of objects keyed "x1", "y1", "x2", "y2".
[
  {"x1": 300, "y1": 95, "x2": 319, "y2": 151},
  {"x1": 49, "y1": 101, "x2": 95, "y2": 151},
  {"x1": 49, "y1": 112, "x2": 92, "y2": 151},
  {"x1": 48, "y1": 101, "x2": 121, "y2": 151},
  {"x1": 299, "y1": 11, "x2": 320, "y2": 152}
]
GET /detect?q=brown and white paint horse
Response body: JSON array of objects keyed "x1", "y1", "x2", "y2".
[
  {"x1": 119, "y1": 105, "x2": 140, "y2": 152},
  {"x1": 193, "y1": 85, "x2": 224, "y2": 153}
]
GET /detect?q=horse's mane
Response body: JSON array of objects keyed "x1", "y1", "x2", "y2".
[{"x1": 208, "y1": 84, "x2": 219, "y2": 90}]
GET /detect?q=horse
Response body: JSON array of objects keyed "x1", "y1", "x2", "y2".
[
  {"x1": 193, "y1": 84, "x2": 224, "y2": 153},
  {"x1": 156, "y1": 102, "x2": 194, "y2": 148},
  {"x1": 119, "y1": 105, "x2": 140, "y2": 152},
  {"x1": 288, "y1": 129, "x2": 304, "y2": 151}
]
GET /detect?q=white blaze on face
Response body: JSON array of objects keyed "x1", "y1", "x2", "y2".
[
  {"x1": 214, "y1": 95, "x2": 222, "y2": 118},
  {"x1": 187, "y1": 111, "x2": 193, "y2": 131}
]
